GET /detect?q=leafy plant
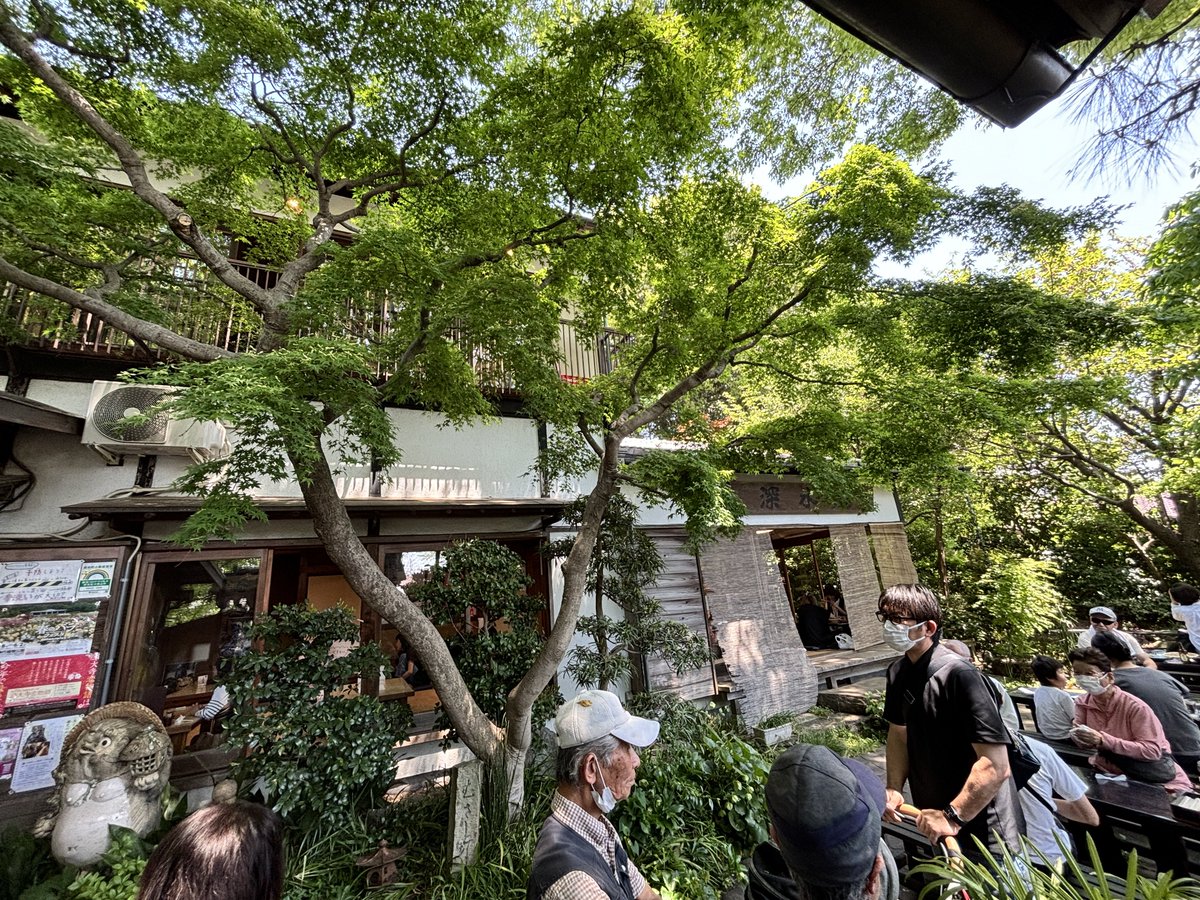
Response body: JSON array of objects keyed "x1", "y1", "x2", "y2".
[
  {"x1": 0, "y1": 827, "x2": 61, "y2": 900},
  {"x1": 553, "y1": 495, "x2": 710, "y2": 692},
  {"x1": 65, "y1": 828, "x2": 150, "y2": 900},
  {"x1": 408, "y1": 540, "x2": 560, "y2": 734},
  {"x1": 942, "y1": 555, "x2": 1072, "y2": 662},
  {"x1": 912, "y1": 835, "x2": 1200, "y2": 900},
  {"x1": 791, "y1": 725, "x2": 878, "y2": 758},
  {"x1": 860, "y1": 690, "x2": 890, "y2": 742},
  {"x1": 756, "y1": 712, "x2": 795, "y2": 730},
  {"x1": 226, "y1": 605, "x2": 412, "y2": 829}
]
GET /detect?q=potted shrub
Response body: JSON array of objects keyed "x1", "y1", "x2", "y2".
[{"x1": 754, "y1": 712, "x2": 795, "y2": 747}]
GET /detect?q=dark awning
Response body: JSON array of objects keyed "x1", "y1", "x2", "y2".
[
  {"x1": 62, "y1": 495, "x2": 568, "y2": 524},
  {"x1": 0, "y1": 391, "x2": 83, "y2": 433}
]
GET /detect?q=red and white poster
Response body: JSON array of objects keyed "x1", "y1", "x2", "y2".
[{"x1": 0, "y1": 653, "x2": 98, "y2": 715}]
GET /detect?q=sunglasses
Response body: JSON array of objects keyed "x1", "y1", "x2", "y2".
[{"x1": 1090, "y1": 618, "x2": 1116, "y2": 625}]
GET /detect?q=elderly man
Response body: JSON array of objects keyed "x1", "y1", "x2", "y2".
[
  {"x1": 753, "y1": 743, "x2": 900, "y2": 900},
  {"x1": 528, "y1": 690, "x2": 662, "y2": 900},
  {"x1": 878, "y1": 584, "x2": 1024, "y2": 856},
  {"x1": 1076, "y1": 605, "x2": 1156, "y2": 668}
]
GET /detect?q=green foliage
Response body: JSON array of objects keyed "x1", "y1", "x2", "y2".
[
  {"x1": 408, "y1": 540, "x2": 560, "y2": 731},
  {"x1": 860, "y1": 690, "x2": 890, "y2": 743},
  {"x1": 554, "y1": 494, "x2": 710, "y2": 691},
  {"x1": 282, "y1": 813, "x2": 377, "y2": 900},
  {"x1": 625, "y1": 451, "x2": 746, "y2": 550},
  {"x1": 0, "y1": 828, "x2": 60, "y2": 900},
  {"x1": 942, "y1": 555, "x2": 1072, "y2": 662},
  {"x1": 225, "y1": 605, "x2": 411, "y2": 829},
  {"x1": 611, "y1": 704, "x2": 769, "y2": 899},
  {"x1": 790, "y1": 725, "x2": 879, "y2": 758},
  {"x1": 64, "y1": 829, "x2": 149, "y2": 900},
  {"x1": 756, "y1": 711, "x2": 795, "y2": 730},
  {"x1": 912, "y1": 834, "x2": 1200, "y2": 900}
]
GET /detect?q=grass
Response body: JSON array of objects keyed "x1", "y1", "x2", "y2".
[{"x1": 790, "y1": 725, "x2": 880, "y2": 758}]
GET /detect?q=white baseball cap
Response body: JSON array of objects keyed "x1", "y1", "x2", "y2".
[
  {"x1": 550, "y1": 690, "x2": 660, "y2": 749},
  {"x1": 1089, "y1": 606, "x2": 1118, "y2": 622}
]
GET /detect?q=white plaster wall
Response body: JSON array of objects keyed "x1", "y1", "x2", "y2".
[
  {"x1": 253, "y1": 409, "x2": 540, "y2": 500},
  {"x1": 378, "y1": 410, "x2": 540, "y2": 500}
]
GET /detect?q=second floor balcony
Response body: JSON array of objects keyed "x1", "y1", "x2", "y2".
[{"x1": 3, "y1": 258, "x2": 624, "y2": 395}]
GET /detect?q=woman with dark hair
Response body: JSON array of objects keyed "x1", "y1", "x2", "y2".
[
  {"x1": 137, "y1": 800, "x2": 283, "y2": 900},
  {"x1": 1068, "y1": 646, "x2": 1192, "y2": 793}
]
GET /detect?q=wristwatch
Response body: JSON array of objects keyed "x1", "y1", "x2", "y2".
[{"x1": 942, "y1": 804, "x2": 965, "y2": 829}]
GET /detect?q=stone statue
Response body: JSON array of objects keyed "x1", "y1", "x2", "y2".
[{"x1": 34, "y1": 702, "x2": 173, "y2": 867}]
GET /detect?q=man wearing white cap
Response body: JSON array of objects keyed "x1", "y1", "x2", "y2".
[
  {"x1": 528, "y1": 690, "x2": 662, "y2": 900},
  {"x1": 1076, "y1": 606, "x2": 1157, "y2": 668}
]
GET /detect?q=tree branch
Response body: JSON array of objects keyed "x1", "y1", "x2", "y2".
[
  {"x1": 0, "y1": 20, "x2": 277, "y2": 315},
  {"x1": 0, "y1": 255, "x2": 234, "y2": 361}
]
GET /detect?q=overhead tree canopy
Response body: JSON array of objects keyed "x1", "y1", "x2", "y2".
[{"x1": 0, "y1": 0, "x2": 1112, "y2": 809}]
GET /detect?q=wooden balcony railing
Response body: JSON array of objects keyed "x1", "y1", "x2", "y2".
[{"x1": 3, "y1": 259, "x2": 624, "y2": 392}]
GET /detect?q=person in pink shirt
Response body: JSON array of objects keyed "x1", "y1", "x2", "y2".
[{"x1": 1068, "y1": 647, "x2": 1192, "y2": 793}]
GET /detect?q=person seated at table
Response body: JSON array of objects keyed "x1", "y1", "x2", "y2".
[
  {"x1": 1169, "y1": 583, "x2": 1200, "y2": 656},
  {"x1": 393, "y1": 635, "x2": 431, "y2": 689},
  {"x1": 1031, "y1": 655, "x2": 1077, "y2": 741},
  {"x1": 1076, "y1": 606, "x2": 1157, "y2": 668},
  {"x1": 1019, "y1": 734, "x2": 1100, "y2": 873},
  {"x1": 1068, "y1": 647, "x2": 1192, "y2": 792},
  {"x1": 795, "y1": 597, "x2": 838, "y2": 650},
  {"x1": 1091, "y1": 631, "x2": 1200, "y2": 776}
]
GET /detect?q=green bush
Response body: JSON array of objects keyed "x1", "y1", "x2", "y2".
[
  {"x1": 65, "y1": 829, "x2": 149, "y2": 900},
  {"x1": 409, "y1": 540, "x2": 561, "y2": 734},
  {"x1": 942, "y1": 555, "x2": 1072, "y2": 662},
  {"x1": 226, "y1": 605, "x2": 412, "y2": 829},
  {"x1": 0, "y1": 827, "x2": 61, "y2": 900}
]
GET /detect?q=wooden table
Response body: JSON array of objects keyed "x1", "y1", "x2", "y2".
[
  {"x1": 377, "y1": 677, "x2": 414, "y2": 701},
  {"x1": 165, "y1": 716, "x2": 201, "y2": 754},
  {"x1": 1070, "y1": 764, "x2": 1200, "y2": 876}
]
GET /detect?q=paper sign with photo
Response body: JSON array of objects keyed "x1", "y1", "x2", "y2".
[{"x1": 10, "y1": 714, "x2": 83, "y2": 792}]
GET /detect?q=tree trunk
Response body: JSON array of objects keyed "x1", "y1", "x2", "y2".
[
  {"x1": 499, "y1": 434, "x2": 623, "y2": 813},
  {"x1": 287, "y1": 432, "x2": 505, "y2": 766},
  {"x1": 1118, "y1": 493, "x2": 1200, "y2": 583}
]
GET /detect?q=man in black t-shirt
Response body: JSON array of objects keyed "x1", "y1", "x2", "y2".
[{"x1": 878, "y1": 584, "x2": 1024, "y2": 856}]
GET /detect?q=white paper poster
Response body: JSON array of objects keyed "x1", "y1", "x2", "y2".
[
  {"x1": 0, "y1": 560, "x2": 84, "y2": 606},
  {"x1": 10, "y1": 713, "x2": 83, "y2": 793}
]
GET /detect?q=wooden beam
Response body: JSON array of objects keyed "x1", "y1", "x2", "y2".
[{"x1": 0, "y1": 391, "x2": 83, "y2": 433}]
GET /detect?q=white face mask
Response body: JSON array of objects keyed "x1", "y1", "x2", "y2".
[
  {"x1": 1075, "y1": 674, "x2": 1108, "y2": 695},
  {"x1": 590, "y1": 763, "x2": 617, "y2": 814},
  {"x1": 881, "y1": 619, "x2": 925, "y2": 652}
]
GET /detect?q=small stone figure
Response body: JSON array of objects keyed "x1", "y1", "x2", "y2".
[{"x1": 34, "y1": 702, "x2": 172, "y2": 867}]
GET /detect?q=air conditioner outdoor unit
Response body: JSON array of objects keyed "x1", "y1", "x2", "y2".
[{"x1": 82, "y1": 381, "x2": 228, "y2": 462}]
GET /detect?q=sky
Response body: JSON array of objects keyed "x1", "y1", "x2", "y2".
[
  {"x1": 756, "y1": 90, "x2": 1200, "y2": 279},
  {"x1": 881, "y1": 97, "x2": 1200, "y2": 278}
]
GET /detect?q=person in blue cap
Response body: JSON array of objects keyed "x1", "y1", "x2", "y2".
[{"x1": 750, "y1": 743, "x2": 899, "y2": 900}]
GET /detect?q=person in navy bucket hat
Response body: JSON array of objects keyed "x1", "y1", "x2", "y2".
[{"x1": 750, "y1": 744, "x2": 899, "y2": 900}]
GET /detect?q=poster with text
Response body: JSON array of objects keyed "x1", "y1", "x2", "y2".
[
  {"x1": 0, "y1": 653, "x2": 98, "y2": 715},
  {"x1": 0, "y1": 726, "x2": 20, "y2": 779},
  {"x1": 10, "y1": 714, "x2": 83, "y2": 792},
  {"x1": 0, "y1": 560, "x2": 84, "y2": 606}
]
